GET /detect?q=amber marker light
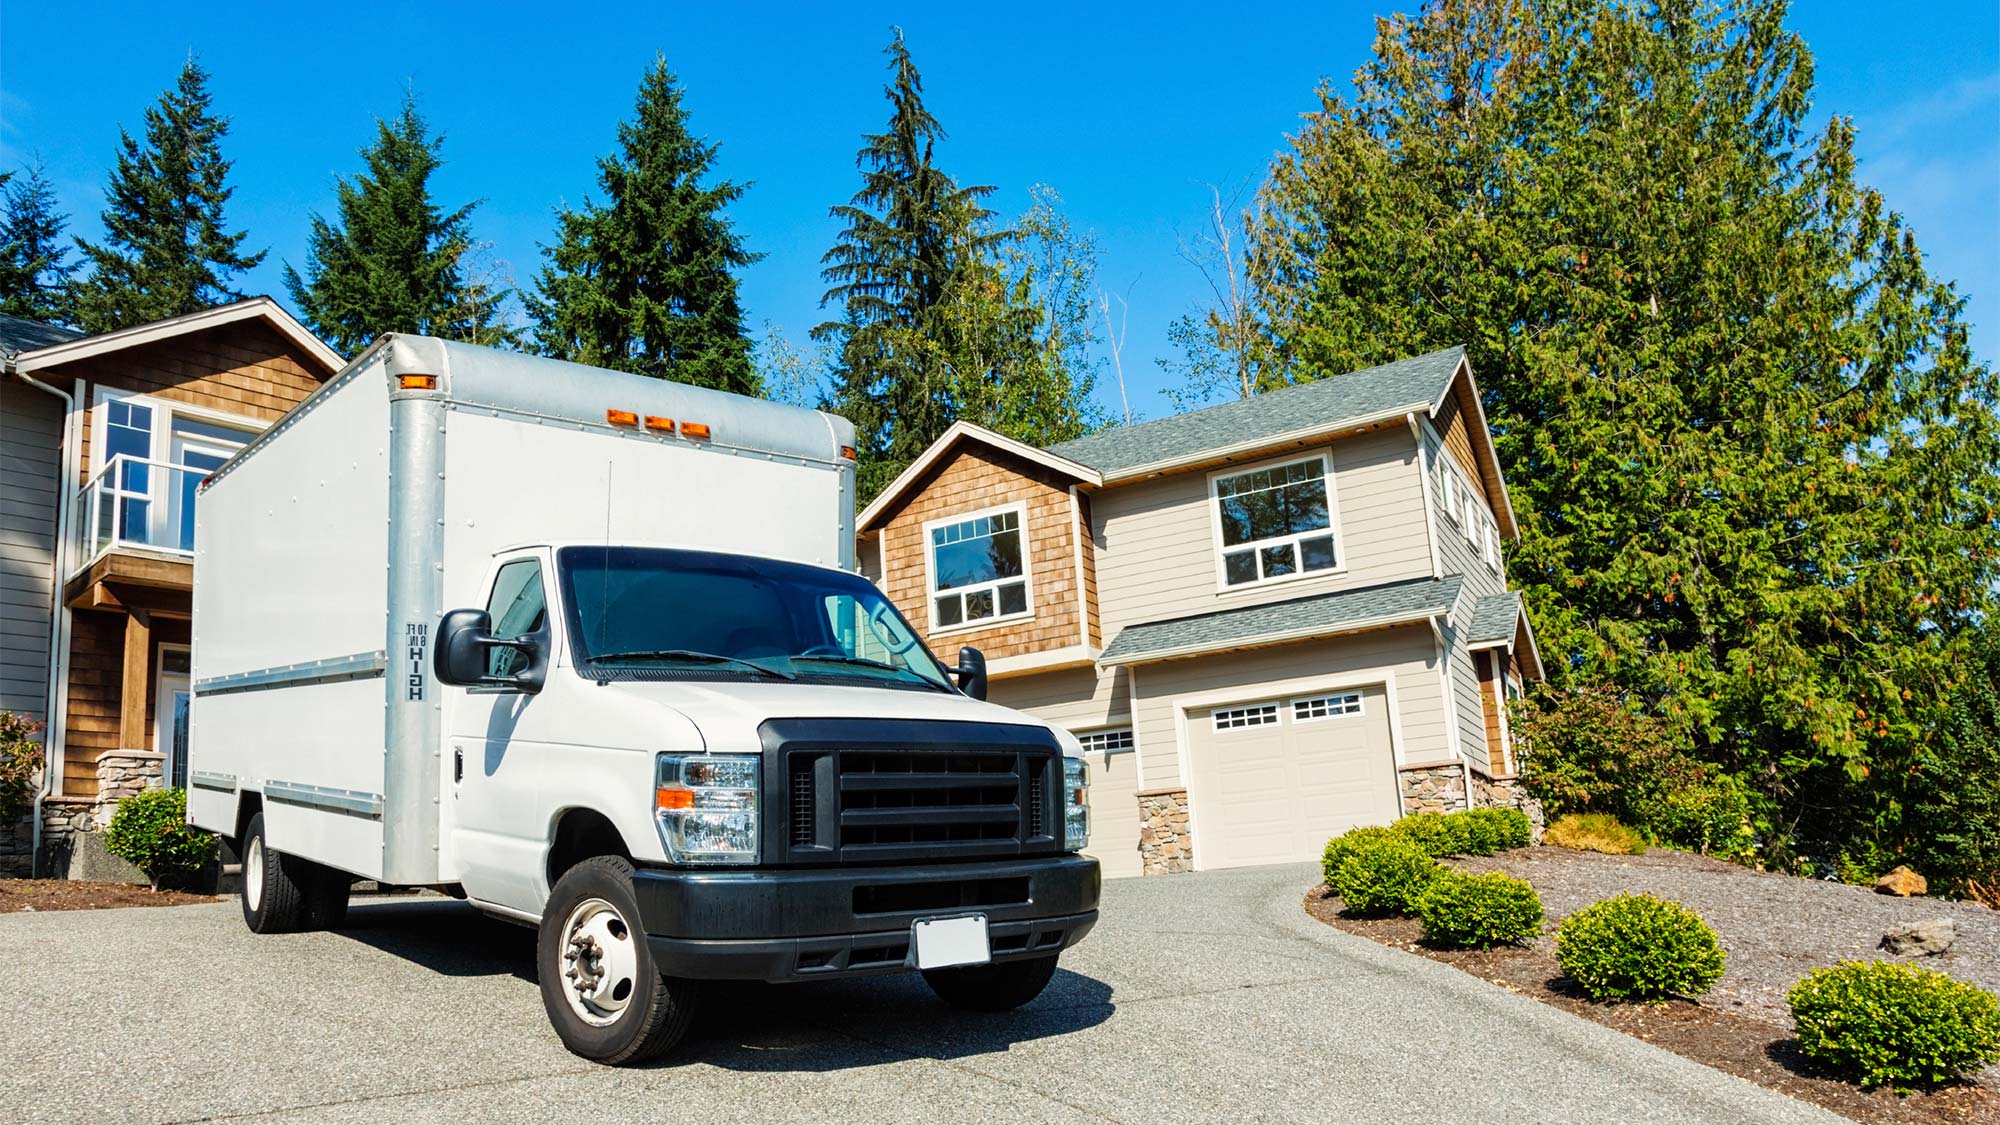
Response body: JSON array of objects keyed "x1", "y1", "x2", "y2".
[
  {"x1": 397, "y1": 374, "x2": 438, "y2": 390},
  {"x1": 840, "y1": 445, "x2": 858, "y2": 461},
  {"x1": 680, "y1": 421, "x2": 712, "y2": 440},
  {"x1": 656, "y1": 788, "x2": 695, "y2": 811},
  {"x1": 642, "y1": 415, "x2": 676, "y2": 433},
  {"x1": 606, "y1": 409, "x2": 639, "y2": 427}
]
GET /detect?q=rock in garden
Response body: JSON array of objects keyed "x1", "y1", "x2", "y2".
[
  {"x1": 1873, "y1": 865, "x2": 1928, "y2": 896},
  {"x1": 1880, "y1": 918, "x2": 1955, "y2": 956}
]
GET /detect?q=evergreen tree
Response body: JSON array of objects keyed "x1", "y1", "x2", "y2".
[
  {"x1": 1243, "y1": 0, "x2": 2000, "y2": 858},
  {"x1": 0, "y1": 164, "x2": 79, "y2": 322},
  {"x1": 74, "y1": 58, "x2": 264, "y2": 332},
  {"x1": 529, "y1": 58, "x2": 759, "y2": 393},
  {"x1": 284, "y1": 94, "x2": 516, "y2": 352},
  {"x1": 817, "y1": 30, "x2": 1096, "y2": 499}
]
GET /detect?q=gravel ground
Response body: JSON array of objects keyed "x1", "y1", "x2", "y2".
[{"x1": 1455, "y1": 847, "x2": 2000, "y2": 1028}]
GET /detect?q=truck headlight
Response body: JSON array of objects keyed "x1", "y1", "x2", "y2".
[
  {"x1": 1061, "y1": 756, "x2": 1090, "y2": 851},
  {"x1": 656, "y1": 753, "x2": 759, "y2": 865}
]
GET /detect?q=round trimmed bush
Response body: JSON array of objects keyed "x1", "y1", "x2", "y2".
[
  {"x1": 1472, "y1": 806, "x2": 1533, "y2": 850},
  {"x1": 1395, "y1": 812, "x2": 1473, "y2": 857},
  {"x1": 104, "y1": 786, "x2": 217, "y2": 890},
  {"x1": 1555, "y1": 893, "x2": 1725, "y2": 1001},
  {"x1": 1322, "y1": 825, "x2": 1399, "y2": 887},
  {"x1": 1788, "y1": 960, "x2": 2000, "y2": 1091},
  {"x1": 1414, "y1": 870, "x2": 1544, "y2": 949},
  {"x1": 1333, "y1": 836, "x2": 1438, "y2": 916}
]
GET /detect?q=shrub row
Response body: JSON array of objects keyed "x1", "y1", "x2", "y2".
[
  {"x1": 1323, "y1": 817, "x2": 1543, "y2": 949},
  {"x1": 1321, "y1": 808, "x2": 1533, "y2": 886}
]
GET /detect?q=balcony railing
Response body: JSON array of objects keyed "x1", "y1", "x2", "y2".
[{"x1": 71, "y1": 455, "x2": 210, "y2": 577}]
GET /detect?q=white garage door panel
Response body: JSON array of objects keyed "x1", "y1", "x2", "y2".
[
  {"x1": 1190, "y1": 684, "x2": 1401, "y2": 870},
  {"x1": 1082, "y1": 747, "x2": 1143, "y2": 879}
]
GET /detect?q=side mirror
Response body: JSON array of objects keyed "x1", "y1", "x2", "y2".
[
  {"x1": 434, "y1": 608, "x2": 547, "y2": 694},
  {"x1": 953, "y1": 645, "x2": 988, "y2": 701}
]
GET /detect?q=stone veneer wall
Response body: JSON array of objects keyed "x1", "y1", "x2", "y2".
[
  {"x1": 1474, "y1": 773, "x2": 1546, "y2": 842},
  {"x1": 93, "y1": 750, "x2": 165, "y2": 824},
  {"x1": 1398, "y1": 764, "x2": 1471, "y2": 814},
  {"x1": 1137, "y1": 788, "x2": 1193, "y2": 875},
  {"x1": 4, "y1": 752, "x2": 169, "y2": 877}
]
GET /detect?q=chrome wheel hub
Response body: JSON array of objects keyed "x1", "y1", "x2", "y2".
[{"x1": 559, "y1": 897, "x2": 638, "y2": 1026}]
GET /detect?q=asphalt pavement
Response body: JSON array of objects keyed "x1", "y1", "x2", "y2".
[{"x1": 0, "y1": 864, "x2": 1842, "y2": 1123}]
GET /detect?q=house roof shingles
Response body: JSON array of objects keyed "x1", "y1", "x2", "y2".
[
  {"x1": 0, "y1": 314, "x2": 84, "y2": 357},
  {"x1": 1466, "y1": 591, "x2": 1525, "y2": 646},
  {"x1": 1048, "y1": 346, "x2": 1465, "y2": 475},
  {"x1": 1099, "y1": 575, "x2": 1463, "y2": 666}
]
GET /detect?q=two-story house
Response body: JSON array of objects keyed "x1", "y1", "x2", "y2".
[
  {"x1": 1, "y1": 298, "x2": 342, "y2": 875},
  {"x1": 857, "y1": 346, "x2": 1544, "y2": 878}
]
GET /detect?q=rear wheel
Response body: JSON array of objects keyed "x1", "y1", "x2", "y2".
[
  {"x1": 536, "y1": 855, "x2": 698, "y2": 1065},
  {"x1": 923, "y1": 954, "x2": 1060, "y2": 1012},
  {"x1": 238, "y1": 813, "x2": 308, "y2": 934}
]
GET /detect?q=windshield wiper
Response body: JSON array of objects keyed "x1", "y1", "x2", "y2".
[
  {"x1": 585, "y1": 649, "x2": 796, "y2": 681},
  {"x1": 792, "y1": 653, "x2": 948, "y2": 690}
]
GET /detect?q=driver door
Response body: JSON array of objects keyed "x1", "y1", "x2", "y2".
[{"x1": 447, "y1": 552, "x2": 553, "y2": 908}]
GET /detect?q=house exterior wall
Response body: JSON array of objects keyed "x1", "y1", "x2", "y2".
[
  {"x1": 1421, "y1": 417, "x2": 1512, "y2": 775},
  {"x1": 1091, "y1": 426, "x2": 1432, "y2": 641},
  {"x1": 984, "y1": 664, "x2": 1132, "y2": 735},
  {"x1": 874, "y1": 444, "x2": 1091, "y2": 660},
  {"x1": 0, "y1": 376, "x2": 62, "y2": 730}
]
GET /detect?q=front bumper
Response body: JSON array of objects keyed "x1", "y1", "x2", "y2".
[{"x1": 632, "y1": 852, "x2": 1100, "y2": 983}]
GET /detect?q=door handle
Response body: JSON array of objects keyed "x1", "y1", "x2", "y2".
[{"x1": 453, "y1": 746, "x2": 463, "y2": 785}]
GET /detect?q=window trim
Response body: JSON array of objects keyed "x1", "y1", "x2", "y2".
[
  {"x1": 1205, "y1": 450, "x2": 1345, "y2": 593},
  {"x1": 91, "y1": 385, "x2": 261, "y2": 472},
  {"x1": 1074, "y1": 727, "x2": 1135, "y2": 756},
  {"x1": 1291, "y1": 691, "x2": 1364, "y2": 722},
  {"x1": 1211, "y1": 701, "x2": 1281, "y2": 732},
  {"x1": 921, "y1": 500, "x2": 1035, "y2": 637}
]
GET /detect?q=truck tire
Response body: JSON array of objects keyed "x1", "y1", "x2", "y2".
[
  {"x1": 303, "y1": 866, "x2": 352, "y2": 931},
  {"x1": 537, "y1": 855, "x2": 698, "y2": 1065},
  {"x1": 239, "y1": 812, "x2": 308, "y2": 934},
  {"x1": 922, "y1": 953, "x2": 1060, "y2": 1012}
]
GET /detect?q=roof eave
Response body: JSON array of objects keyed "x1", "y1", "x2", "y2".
[
  {"x1": 1095, "y1": 403, "x2": 1432, "y2": 485},
  {"x1": 1431, "y1": 354, "x2": 1520, "y2": 539},
  {"x1": 13, "y1": 296, "x2": 343, "y2": 376},
  {"x1": 1098, "y1": 606, "x2": 1448, "y2": 669},
  {"x1": 857, "y1": 421, "x2": 1102, "y2": 532}
]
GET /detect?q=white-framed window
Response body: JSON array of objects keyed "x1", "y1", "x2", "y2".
[
  {"x1": 1438, "y1": 464, "x2": 1460, "y2": 525},
  {"x1": 1292, "y1": 692, "x2": 1363, "y2": 721},
  {"x1": 923, "y1": 502, "x2": 1032, "y2": 632},
  {"x1": 1076, "y1": 728, "x2": 1135, "y2": 755},
  {"x1": 1212, "y1": 702, "x2": 1280, "y2": 731},
  {"x1": 1209, "y1": 453, "x2": 1341, "y2": 589},
  {"x1": 155, "y1": 644, "x2": 192, "y2": 789},
  {"x1": 1483, "y1": 517, "x2": 1501, "y2": 573},
  {"x1": 88, "y1": 388, "x2": 260, "y2": 557}
]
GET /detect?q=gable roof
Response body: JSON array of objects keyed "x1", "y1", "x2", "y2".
[
  {"x1": 0, "y1": 314, "x2": 84, "y2": 357},
  {"x1": 1099, "y1": 575, "x2": 1462, "y2": 667},
  {"x1": 9, "y1": 296, "x2": 342, "y2": 376},
  {"x1": 1462, "y1": 589, "x2": 1545, "y2": 680},
  {"x1": 857, "y1": 420, "x2": 1101, "y2": 532},
  {"x1": 1050, "y1": 346, "x2": 1466, "y2": 478}
]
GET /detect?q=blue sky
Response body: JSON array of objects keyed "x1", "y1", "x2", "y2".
[{"x1": 3, "y1": 2, "x2": 1994, "y2": 420}]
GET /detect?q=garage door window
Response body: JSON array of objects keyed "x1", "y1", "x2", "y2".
[
  {"x1": 1212, "y1": 703, "x2": 1280, "y2": 731},
  {"x1": 1292, "y1": 692, "x2": 1363, "y2": 721},
  {"x1": 1076, "y1": 728, "x2": 1134, "y2": 754},
  {"x1": 925, "y1": 503, "x2": 1031, "y2": 631},
  {"x1": 1211, "y1": 455, "x2": 1340, "y2": 588}
]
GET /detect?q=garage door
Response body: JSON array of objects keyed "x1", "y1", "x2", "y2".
[
  {"x1": 1187, "y1": 684, "x2": 1400, "y2": 870},
  {"x1": 1076, "y1": 731, "x2": 1143, "y2": 879}
]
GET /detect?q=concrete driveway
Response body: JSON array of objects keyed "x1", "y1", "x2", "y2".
[{"x1": 0, "y1": 864, "x2": 1838, "y2": 1124}]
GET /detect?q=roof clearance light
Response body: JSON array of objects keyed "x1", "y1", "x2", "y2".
[
  {"x1": 643, "y1": 415, "x2": 676, "y2": 433},
  {"x1": 606, "y1": 409, "x2": 639, "y2": 427},
  {"x1": 840, "y1": 445, "x2": 858, "y2": 461},
  {"x1": 397, "y1": 374, "x2": 438, "y2": 390},
  {"x1": 680, "y1": 421, "x2": 712, "y2": 440}
]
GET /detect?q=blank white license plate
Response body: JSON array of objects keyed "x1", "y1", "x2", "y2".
[{"x1": 910, "y1": 913, "x2": 991, "y2": 970}]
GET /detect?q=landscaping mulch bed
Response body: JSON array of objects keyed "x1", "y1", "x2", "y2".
[
  {"x1": 1306, "y1": 847, "x2": 2000, "y2": 1125},
  {"x1": 0, "y1": 879, "x2": 218, "y2": 913}
]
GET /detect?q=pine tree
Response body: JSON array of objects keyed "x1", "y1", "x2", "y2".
[
  {"x1": 817, "y1": 30, "x2": 1096, "y2": 499},
  {"x1": 529, "y1": 58, "x2": 759, "y2": 393},
  {"x1": 284, "y1": 94, "x2": 517, "y2": 352},
  {"x1": 0, "y1": 163, "x2": 78, "y2": 323},
  {"x1": 1243, "y1": 0, "x2": 2000, "y2": 857},
  {"x1": 74, "y1": 58, "x2": 264, "y2": 332}
]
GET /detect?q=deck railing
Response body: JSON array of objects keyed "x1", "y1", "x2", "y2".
[{"x1": 70, "y1": 455, "x2": 209, "y2": 577}]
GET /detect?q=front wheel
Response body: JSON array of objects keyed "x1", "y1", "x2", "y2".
[
  {"x1": 923, "y1": 953, "x2": 1060, "y2": 1011},
  {"x1": 536, "y1": 856, "x2": 699, "y2": 1065}
]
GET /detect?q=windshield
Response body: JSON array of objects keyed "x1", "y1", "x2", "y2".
[{"x1": 557, "y1": 546, "x2": 954, "y2": 691}]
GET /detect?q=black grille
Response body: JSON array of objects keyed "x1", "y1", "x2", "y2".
[{"x1": 762, "y1": 718, "x2": 1062, "y2": 866}]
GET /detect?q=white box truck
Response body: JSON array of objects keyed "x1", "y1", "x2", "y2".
[{"x1": 187, "y1": 335, "x2": 1100, "y2": 1064}]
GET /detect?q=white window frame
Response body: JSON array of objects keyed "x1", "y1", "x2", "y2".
[
  {"x1": 91, "y1": 386, "x2": 262, "y2": 471},
  {"x1": 1292, "y1": 691, "x2": 1364, "y2": 722},
  {"x1": 1075, "y1": 728, "x2": 1135, "y2": 755},
  {"x1": 1438, "y1": 463, "x2": 1460, "y2": 526},
  {"x1": 1206, "y1": 451, "x2": 1344, "y2": 592},
  {"x1": 1211, "y1": 702, "x2": 1280, "y2": 732},
  {"x1": 155, "y1": 643, "x2": 192, "y2": 789},
  {"x1": 921, "y1": 500, "x2": 1034, "y2": 636},
  {"x1": 1483, "y1": 516, "x2": 1501, "y2": 573}
]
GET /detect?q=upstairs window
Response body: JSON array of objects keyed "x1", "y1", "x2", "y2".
[
  {"x1": 1212, "y1": 455, "x2": 1339, "y2": 588},
  {"x1": 926, "y1": 504, "x2": 1031, "y2": 630}
]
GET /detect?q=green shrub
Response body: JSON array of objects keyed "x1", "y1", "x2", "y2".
[
  {"x1": 1472, "y1": 806, "x2": 1534, "y2": 850},
  {"x1": 104, "y1": 787, "x2": 217, "y2": 889},
  {"x1": 1395, "y1": 811, "x2": 1475, "y2": 857},
  {"x1": 1788, "y1": 961, "x2": 2000, "y2": 1091},
  {"x1": 1643, "y1": 777, "x2": 1753, "y2": 857},
  {"x1": 1322, "y1": 825, "x2": 1399, "y2": 887},
  {"x1": 1544, "y1": 812, "x2": 1647, "y2": 855},
  {"x1": 0, "y1": 711, "x2": 43, "y2": 822},
  {"x1": 1414, "y1": 870, "x2": 1544, "y2": 949},
  {"x1": 1333, "y1": 836, "x2": 1438, "y2": 916},
  {"x1": 1555, "y1": 894, "x2": 1726, "y2": 1001}
]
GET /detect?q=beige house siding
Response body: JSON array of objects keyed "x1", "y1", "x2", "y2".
[
  {"x1": 1423, "y1": 421, "x2": 1507, "y2": 602},
  {"x1": 986, "y1": 665, "x2": 1132, "y2": 735},
  {"x1": 1124, "y1": 623, "x2": 1447, "y2": 790},
  {"x1": 0, "y1": 376, "x2": 63, "y2": 728},
  {"x1": 1437, "y1": 607, "x2": 1491, "y2": 776},
  {"x1": 1092, "y1": 426, "x2": 1432, "y2": 642}
]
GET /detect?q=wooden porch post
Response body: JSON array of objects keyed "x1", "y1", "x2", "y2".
[{"x1": 119, "y1": 610, "x2": 152, "y2": 752}]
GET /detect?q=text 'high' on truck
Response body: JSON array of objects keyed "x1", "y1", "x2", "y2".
[{"x1": 185, "y1": 335, "x2": 1101, "y2": 1064}]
